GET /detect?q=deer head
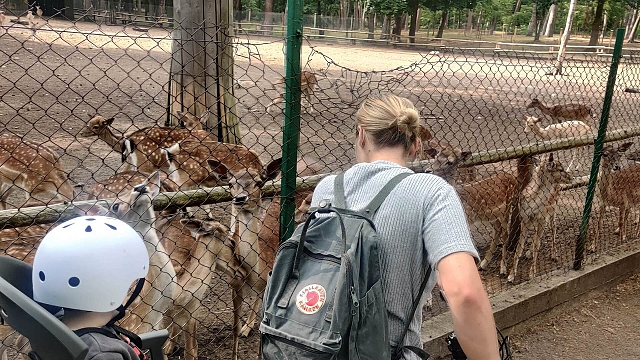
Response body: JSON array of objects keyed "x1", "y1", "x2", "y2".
[
  {"x1": 80, "y1": 115, "x2": 115, "y2": 137},
  {"x1": 523, "y1": 116, "x2": 542, "y2": 133},
  {"x1": 207, "y1": 158, "x2": 282, "y2": 211},
  {"x1": 526, "y1": 98, "x2": 542, "y2": 109},
  {"x1": 539, "y1": 153, "x2": 572, "y2": 185},
  {"x1": 431, "y1": 148, "x2": 472, "y2": 181},
  {"x1": 108, "y1": 172, "x2": 162, "y2": 224},
  {"x1": 601, "y1": 142, "x2": 634, "y2": 172}
]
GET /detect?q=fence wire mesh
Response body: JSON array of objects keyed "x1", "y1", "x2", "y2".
[{"x1": 1, "y1": 5, "x2": 640, "y2": 359}]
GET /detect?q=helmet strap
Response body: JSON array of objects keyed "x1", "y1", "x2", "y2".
[{"x1": 107, "y1": 278, "x2": 146, "y2": 326}]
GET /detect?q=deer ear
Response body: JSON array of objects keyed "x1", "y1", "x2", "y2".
[
  {"x1": 619, "y1": 142, "x2": 634, "y2": 153},
  {"x1": 460, "y1": 151, "x2": 472, "y2": 162},
  {"x1": 105, "y1": 117, "x2": 115, "y2": 125},
  {"x1": 548, "y1": 153, "x2": 554, "y2": 162},
  {"x1": 262, "y1": 158, "x2": 283, "y2": 183},
  {"x1": 419, "y1": 125, "x2": 433, "y2": 141},
  {"x1": 207, "y1": 160, "x2": 230, "y2": 182},
  {"x1": 424, "y1": 147, "x2": 439, "y2": 158},
  {"x1": 143, "y1": 171, "x2": 161, "y2": 198},
  {"x1": 180, "y1": 218, "x2": 204, "y2": 235}
]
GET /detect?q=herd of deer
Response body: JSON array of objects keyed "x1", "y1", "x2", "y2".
[
  {"x1": 0, "y1": 110, "x2": 319, "y2": 360},
  {"x1": 0, "y1": 94, "x2": 636, "y2": 359}
]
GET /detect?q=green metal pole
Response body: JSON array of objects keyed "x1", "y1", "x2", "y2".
[
  {"x1": 279, "y1": 0, "x2": 304, "y2": 243},
  {"x1": 574, "y1": 28, "x2": 625, "y2": 270}
]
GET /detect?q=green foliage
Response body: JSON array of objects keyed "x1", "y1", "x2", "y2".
[{"x1": 369, "y1": 0, "x2": 407, "y2": 16}]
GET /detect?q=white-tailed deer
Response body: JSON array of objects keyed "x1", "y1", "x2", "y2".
[
  {"x1": 592, "y1": 142, "x2": 639, "y2": 251},
  {"x1": 0, "y1": 134, "x2": 74, "y2": 209},
  {"x1": 432, "y1": 149, "x2": 523, "y2": 275},
  {"x1": 265, "y1": 71, "x2": 319, "y2": 114},
  {"x1": 526, "y1": 98, "x2": 592, "y2": 123},
  {"x1": 160, "y1": 217, "x2": 244, "y2": 360},
  {"x1": 206, "y1": 157, "x2": 282, "y2": 360},
  {"x1": 105, "y1": 172, "x2": 177, "y2": 334},
  {"x1": 507, "y1": 153, "x2": 572, "y2": 283},
  {"x1": 524, "y1": 115, "x2": 593, "y2": 172}
]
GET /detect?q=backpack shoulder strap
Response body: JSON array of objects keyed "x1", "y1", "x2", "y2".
[
  {"x1": 363, "y1": 172, "x2": 413, "y2": 216},
  {"x1": 333, "y1": 173, "x2": 346, "y2": 208},
  {"x1": 391, "y1": 265, "x2": 433, "y2": 360}
]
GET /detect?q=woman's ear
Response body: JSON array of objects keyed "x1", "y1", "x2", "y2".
[
  {"x1": 357, "y1": 125, "x2": 366, "y2": 148},
  {"x1": 407, "y1": 137, "x2": 421, "y2": 159}
]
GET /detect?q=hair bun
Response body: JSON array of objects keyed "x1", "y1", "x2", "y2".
[{"x1": 394, "y1": 108, "x2": 420, "y2": 139}]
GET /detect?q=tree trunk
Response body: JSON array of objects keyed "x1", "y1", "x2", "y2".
[
  {"x1": 408, "y1": 1, "x2": 419, "y2": 44},
  {"x1": 367, "y1": 12, "x2": 375, "y2": 39},
  {"x1": 527, "y1": 3, "x2": 537, "y2": 37},
  {"x1": 544, "y1": 4, "x2": 556, "y2": 36},
  {"x1": 489, "y1": 16, "x2": 497, "y2": 35},
  {"x1": 549, "y1": 0, "x2": 577, "y2": 76},
  {"x1": 626, "y1": 9, "x2": 637, "y2": 36},
  {"x1": 601, "y1": 11, "x2": 607, "y2": 40},
  {"x1": 340, "y1": 0, "x2": 348, "y2": 30},
  {"x1": 170, "y1": 0, "x2": 240, "y2": 143},
  {"x1": 392, "y1": 14, "x2": 403, "y2": 41},
  {"x1": 588, "y1": 0, "x2": 606, "y2": 46},
  {"x1": 514, "y1": 0, "x2": 522, "y2": 14},
  {"x1": 381, "y1": 15, "x2": 390, "y2": 40},
  {"x1": 534, "y1": 10, "x2": 545, "y2": 42},
  {"x1": 629, "y1": 10, "x2": 640, "y2": 43},
  {"x1": 465, "y1": 9, "x2": 473, "y2": 35},
  {"x1": 436, "y1": 9, "x2": 448, "y2": 38},
  {"x1": 263, "y1": 0, "x2": 273, "y2": 33}
]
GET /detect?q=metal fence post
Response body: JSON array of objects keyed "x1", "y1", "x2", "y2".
[
  {"x1": 279, "y1": 0, "x2": 304, "y2": 243},
  {"x1": 574, "y1": 28, "x2": 625, "y2": 270}
]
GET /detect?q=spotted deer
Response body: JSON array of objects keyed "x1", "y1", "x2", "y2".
[
  {"x1": 432, "y1": 149, "x2": 527, "y2": 275},
  {"x1": 507, "y1": 153, "x2": 572, "y2": 283},
  {"x1": 0, "y1": 133, "x2": 74, "y2": 209},
  {"x1": 592, "y1": 142, "x2": 640, "y2": 251},
  {"x1": 205, "y1": 157, "x2": 282, "y2": 360},
  {"x1": 162, "y1": 140, "x2": 264, "y2": 190},
  {"x1": 265, "y1": 71, "x2": 319, "y2": 114},
  {"x1": 159, "y1": 217, "x2": 244, "y2": 360},
  {"x1": 104, "y1": 172, "x2": 177, "y2": 334},
  {"x1": 79, "y1": 113, "x2": 216, "y2": 174},
  {"x1": 526, "y1": 98, "x2": 592, "y2": 123}
]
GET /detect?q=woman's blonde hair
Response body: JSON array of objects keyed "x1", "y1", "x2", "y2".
[{"x1": 355, "y1": 94, "x2": 422, "y2": 152}]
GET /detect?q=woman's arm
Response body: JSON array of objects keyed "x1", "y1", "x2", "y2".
[{"x1": 438, "y1": 252, "x2": 500, "y2": 360}]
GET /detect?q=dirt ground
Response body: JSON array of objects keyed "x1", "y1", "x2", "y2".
[
  {"x1": 508, "y1": 273, "x2": 640, "y2": 360},
  {"x1": 2, "y1": 17, "x2": 640, "y2": 359}
]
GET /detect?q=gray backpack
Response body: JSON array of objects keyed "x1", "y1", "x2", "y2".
[{"x1": 260, "y1": 172, "x2": 431, "y2": 360}]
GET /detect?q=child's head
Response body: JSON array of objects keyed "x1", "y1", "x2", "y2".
[{"x1": 32, "y1": 216, "x2": 149, "y2": 319}]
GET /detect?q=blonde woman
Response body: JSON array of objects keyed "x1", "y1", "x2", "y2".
[{"x1": 310, "y1": 94, "x2": 500, "y2": 360}]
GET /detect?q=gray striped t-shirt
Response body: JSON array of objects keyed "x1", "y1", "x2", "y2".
[{"x1": 310, "y1": 160, "x2": 479, "y2": 359}]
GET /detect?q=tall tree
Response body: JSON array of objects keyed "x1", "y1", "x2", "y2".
[
  {"x1": 589, "y1": 0, "x2": 606, "y2": 46},
  {"x1": 548, "y1": 0, "x2": 578, "y2": 75},
  {"x1": 424, "y1": 0, "x2": 477, "y2": 38},
  {"x1": 527, "y1": 3, "x2": 537, "y2": 36},
  {"x1": 544, "y1": 3, "x2": 557, "y2": 36}
]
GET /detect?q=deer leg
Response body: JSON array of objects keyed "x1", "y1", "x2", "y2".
[
  {"x1": 497, "y1": 220, "x2": 509, "y2": 276},
  {"x1": 265, "y1": 95, "x2": 284, "y2": 113},
  {"x1": 478, "y1": 221, "x2": 499, "y2": 271},
  {"x1": 620, "y1": 204, "x2": 628, "y2": 242},
  {"x1": 232, "y1": 289, "x2": 243, "y2": 360},
  {"x1": 0, "y1": 184, "x2": 14, "y2": 210},
  {"x1": 163, "y1": 322, "x2": 180, "y2": 356},
  {"x1": 550, "y1": 212, "x2": 558, "y2": 261},
  {"x1": 507, "y1": 225, "x2": 528, "y2": 283},
  {"x1": 240, "y1": 297, "x2": 263, "y2": 337},
  {"x1": 528, "y1": 219, "x2": 545, "y2": 280},
  {"x1": 185, "y1": 319, "x2": 198, "y2": 360}
]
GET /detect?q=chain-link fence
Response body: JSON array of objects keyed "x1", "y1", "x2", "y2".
[{"x1": 1, "y1": 4, "x2": 640, "y2": 359}]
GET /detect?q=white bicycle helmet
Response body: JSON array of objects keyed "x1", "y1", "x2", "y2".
[{"x1": 32, "y1": 216, "x2": 149, "y2": 313}]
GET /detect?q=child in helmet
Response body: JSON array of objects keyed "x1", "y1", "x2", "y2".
[{"x1": 32, "y1": 215, "x2": 150, "y2": 360}]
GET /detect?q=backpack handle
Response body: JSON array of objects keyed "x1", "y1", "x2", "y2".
[{"x1": 293, "y1": 206, "x2": 348, "y2": 274}]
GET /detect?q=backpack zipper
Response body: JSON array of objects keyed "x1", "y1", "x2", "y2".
[
  {"x1": 267, "y1": 333, "x2": 332, "y2": 354},
  {"x1": 303, "y1": 247, "x2": 341, "y2": 265}
]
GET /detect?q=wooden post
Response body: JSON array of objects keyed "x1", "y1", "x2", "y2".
[
  {"x1": 170, "y1": 0, "x2": 241, "y2": 144},
  {"x1": 248, "y1": 9, "x2": 251, "y2": 22},
  {"x1": 313, "y1": 13, "x2": 317, "y2": 28}
]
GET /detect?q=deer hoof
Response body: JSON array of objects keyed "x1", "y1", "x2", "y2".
[
  {"x1": 478, "y1": 260, "x2": 488, "y2": 271},
  {"x1": 507, "y1": 274, "x2": 515, "y2": 283}
]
